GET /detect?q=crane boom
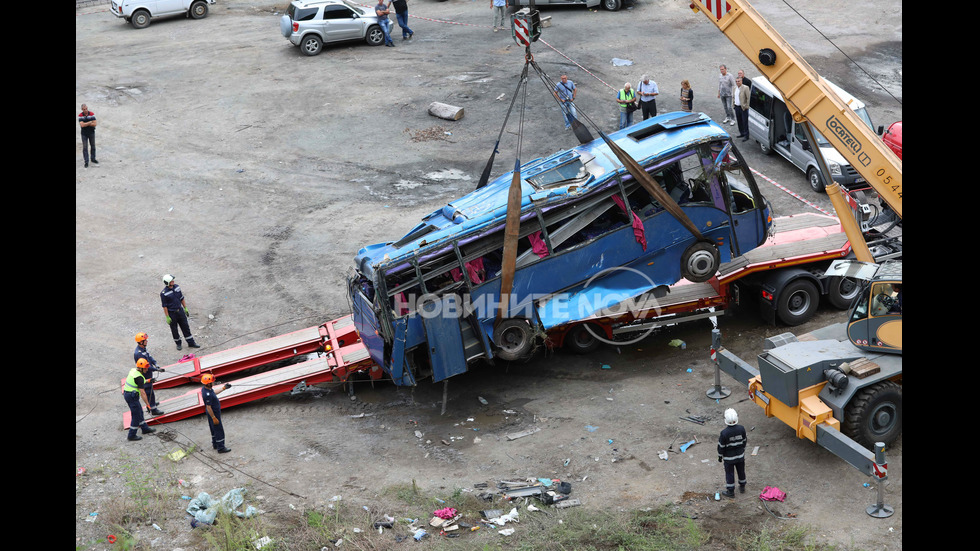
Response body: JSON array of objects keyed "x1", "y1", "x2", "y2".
[{"x1": 690, "y1": 0, "x2": 902, "y2": 225}]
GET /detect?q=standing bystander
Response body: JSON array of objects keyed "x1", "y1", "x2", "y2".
[
  {"x1": 717, "y1": 65, "x2": 736, "y2": 126},
  {"x1": 78, "y1": 104, "x2": 98, "y2": 168},
  {"x1": 375, "y1": 1, "x2": 395, "y2": 47},
  {"x1": 392, "y1": 0, "x2": 413, "y2": 40},
  {"x1": 554, "y1": 74, "x2": 577, "y2": 130},
  {"x1": 491, "y1": 0, "x2": 507, "y2": 32},
  {"x1": 680, "y1": 80, "x2": 694, "y2": 113},
  {"x1": 636, "y1": 75, "x2": 659, "y2": 120},
  {"x1": 734, "y1": 76, "x2": 751, "y2": 140}
]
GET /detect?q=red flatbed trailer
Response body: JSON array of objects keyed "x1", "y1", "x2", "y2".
[
  {"x1": 548, "y1": 213, "x2": 853, "y2": 349},
  {"x1": 122, "y1": 315, "x2": 380, "y2": 427}
]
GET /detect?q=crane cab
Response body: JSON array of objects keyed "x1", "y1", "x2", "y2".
[{"x1": 826, "y1": 260, "x2": 901, "y2": 354}]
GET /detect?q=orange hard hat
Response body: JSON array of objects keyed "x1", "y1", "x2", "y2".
[
  {"x1": 135, "y1": 332, "x2": 148, "y2": 343},
  {"x1": 136, "y1": 358, "x2": 150, "y2": 369},
  {"x1": 201, "y1": 373, "x2": 215, "y2": 385}
]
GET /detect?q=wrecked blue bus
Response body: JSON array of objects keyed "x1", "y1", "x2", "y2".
[{"x1": 349, "y1": 112, "x2": 772, "y2": 385}]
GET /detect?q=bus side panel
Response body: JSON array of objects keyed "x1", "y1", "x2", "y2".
[
  {"x1": 351, "y1": 289, "x2": 387, "y2": 371},
  {"x1": 421, "y1": 295, "x2": 469, "y2": 382}
]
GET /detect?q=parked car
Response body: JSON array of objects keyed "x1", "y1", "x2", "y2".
[
  {"x1": 746, "y1": 76, "x2": 875, "y2": 192},
  {"x1": 110, "y1": 0, "x2": 213, "y2": 29},
  {"x1": 280, "y1": 0, "x2": 385, "y2": 56},
  {"x1": 879, "y1": 121, "x2": 902, "y2": 160}
]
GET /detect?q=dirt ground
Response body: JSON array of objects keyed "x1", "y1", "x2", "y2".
[{"x1": 75, "y1": 1, "x2": 902, "y2": 549}]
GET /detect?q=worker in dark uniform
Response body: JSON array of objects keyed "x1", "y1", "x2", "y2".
[
  {"x1": 134, "y1": 332, "x2": 166, "y2": 415},
  {"x1": 201, "y1": 373, "x2": 231, "y2": 453},
  {"x1": 123, "y1": 359, "x2": 158, "y2": 441},
  {"x1": 717, "y1": 408, "x2": 747, "y2": 497},
  {"x1": 160, "y1": 274, "x2": 200, "y2": 351}
]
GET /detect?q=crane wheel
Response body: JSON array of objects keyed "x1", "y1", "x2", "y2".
[{"x1": 842, "y1": 380, "x2": 902, "y2": 449}]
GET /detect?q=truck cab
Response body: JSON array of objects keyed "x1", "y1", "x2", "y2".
[{"x1": 747, "y1": 76, "x2": 874, "y2": 193}]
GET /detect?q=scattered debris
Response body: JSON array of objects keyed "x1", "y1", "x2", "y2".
[
  {"x1": 658, "y1": 450, "x2": 669, "y2": 461},
  {"x1": 680, "y1": 437, "x2": 699, "y2": 452},
  {"x1": 478, "y1": 396, "x2": 489, "y2": 405},
  {"x1": 252, "y1": 536, "x2": 272, "y2": 549},
  {"x1": 751, "y1": 446, "x2": 760, "y2": 456},
  {"x1": 611, "y1": 58, "x2": 633, "y2": 66},
  {"x1": 505, "y1": 427, "x2": 540, "y2": 441},
  {"x1": 668, "y1": 339, "x2": 687, "y2": 349},
  {"x1": 585, "y1": 425, "x2": 599, "y2": 432},
  {"x1": 679, "y1": 415, "x2": 708, "y2": 425},
  {"x1": 554, "y1": 499, "x2": 581, "y2": 509},
  {"x1": 428, "y1": 102, "x2": 464, "y2": 121}
]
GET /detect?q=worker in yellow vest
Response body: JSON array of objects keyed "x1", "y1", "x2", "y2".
[
  {"x1": 616, "y1": 82, "x2": 637, "y2": 130},
  {"x1": 123, "y1": 359, "x2": 158, "y2": 441}
]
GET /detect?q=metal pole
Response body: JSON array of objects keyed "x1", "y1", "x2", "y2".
[
  {"x1": 441, "y1": 379, "x2": 449, "y2": 416},
  {"x1": 866, "y1": 442, "x2": 894, "y2": 518},
  {"x1": 706, "y1": 328, "x2": 731, "y2": 400}
]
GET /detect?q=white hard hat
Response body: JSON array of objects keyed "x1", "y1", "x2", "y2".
[
  {"x1": 163, "y1": 274, "x2": 175, "y2": 284},
  {"x1": 724, "y1": 408, "x2": 738, "y2": 426}
]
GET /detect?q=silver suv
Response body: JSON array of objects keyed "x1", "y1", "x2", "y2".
[
  {"x1": 280, "y1": 0, "x2": 385, "y2": 56},
  {"x1": 110, "y1": 0, "x2": 214, "y2": 29}
]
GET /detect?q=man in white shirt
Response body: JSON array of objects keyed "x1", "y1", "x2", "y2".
[{"x1": 636, "y1": 75, "x2": 659, "y2": 121}]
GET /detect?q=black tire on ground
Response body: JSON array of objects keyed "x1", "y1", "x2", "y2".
[
  {"x1": 493, "y1": 319, "x2": 534, "y2": 361},
  {"x1": 807, "y1": 167, "x2": 826, "y2": 193},
  {"x1": 301, "y1": 35, "x2": 323, "y2": 56},
  {"x1": 759, "y1": 141, "x2": 772, "y2": 155},
  {"x1": 826, "y1": 276, "x2": 860, "y2": 310},
  {"x1": 680, "y1": 241, "x2": 720, "y2": 283},
  {"x1": 565, "y1": 324, "x2": 601, "y2": 355},
  {"x1": 131, "y1": 9, "x2": 151, "y2": 29},
  {"x1": 365, "y1": 25, "x2": 384, "y2": 46},
  {"x1": 776, "y1": 279, "x2": 819, "y2": 326},
  {"x1": 603, "y1": 0, "x2": 622, "y2": 10},
  {"x1": 190, "y1": 0, "x2": 208, "y2": 19},
  {"x1": 843, "y1": 380, "x2": 902, "y2": 448}
]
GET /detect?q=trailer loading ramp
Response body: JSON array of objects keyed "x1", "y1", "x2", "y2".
[
  {"x1": 123, "y1": 315, "x2": 379, "y2": 427},
  {"x1": 151, "y1": 316, "x2": 360, "y2": 389}
]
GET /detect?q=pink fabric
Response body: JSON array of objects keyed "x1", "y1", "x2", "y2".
[
  {"x1": 396, "y1": 292, "x2": 410, "y2": 316},
  {"x1": 528, "y1": 231, "x2": 550, "y2": 258},
  {"x1": 759, "y1": 486, "x2": 786, "y2": 502},
  {"x1": 434, "y1": 507, "x2": 457, "y2": 519},
  {"x1": 450, "y1": 258, "x2": 485, "y2": 285},
  {"x1": 611, "y1": 195, "x2": 647, "y2": 251}
]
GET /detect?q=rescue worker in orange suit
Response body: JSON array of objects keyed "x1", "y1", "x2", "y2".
[
  {"x1": 201, "y1": 373, "x2": 232, "y2": 453},
  {"x1": 717, "y1": 408, "x2": 747, "y2": 497},
  {"x1": 123, "y1": 359, "x2": 158, "y2": 441},
  {"x1": 134, "y1": 332, "x2": 166, "y2": 415}
]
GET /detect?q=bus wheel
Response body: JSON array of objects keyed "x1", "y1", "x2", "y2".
[
  {"x1": 681, "y1": 241, "x2": 720, "y2": 283},
  {"x1": 493, "y1": 319, "x2": 534, "y2": 361},
  {"x1": 565, "y1": 324, "x2": 602, "y2": 355}
]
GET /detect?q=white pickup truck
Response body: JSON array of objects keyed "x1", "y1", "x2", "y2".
[{"x1": 110, "y1": 0, "x2": 215, "y2": 29}]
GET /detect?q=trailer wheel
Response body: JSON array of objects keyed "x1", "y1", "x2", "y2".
[
  {"x1": 843, "y1": 380, "x2": 902, "y2": 448},
  {"x1": 827, "y1": 276, "x2": 860, "y2": 310},
  {"x1": 493, "y1": 319, "x2": 534, "y2": 361},
  {"x1": 565, "y1": 324, "x2": 601, "y2": 355},
  {"x1": 776, "y1": 279, "x2": 818, "y2": 325},
  {"x1": 680, "y1": 241, "x2": 720, "y2": 283}
]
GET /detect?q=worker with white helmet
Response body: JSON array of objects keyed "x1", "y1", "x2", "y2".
[
  {"x1": 717, "y1": 408, "x2": 748, "y2": 497},
  {"x1": 160, "y1": 273, "x2": 200, "y2": 351}
]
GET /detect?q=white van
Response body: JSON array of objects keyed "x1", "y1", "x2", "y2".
[{"x1": 747, "y1": 76, "x2": 874, "y2": 192}]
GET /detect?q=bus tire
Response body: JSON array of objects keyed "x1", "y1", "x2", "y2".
[
  {"x1": 493, "y1": 319, "x2": 534, "y2": 361},
  {"x1": 681, "y1": 241, "x2": 720, "y2": 283},
  {"x1": 565, "y1": 324, "x2": 601, "y2": 355}
]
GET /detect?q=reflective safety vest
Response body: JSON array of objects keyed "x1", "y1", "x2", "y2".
[
  {"x1": 124, "y1": 367, "x2": 144, "y2": 393},
  {"x1": 618, "y1": 89, "x2": 635, "y2": 103}
]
